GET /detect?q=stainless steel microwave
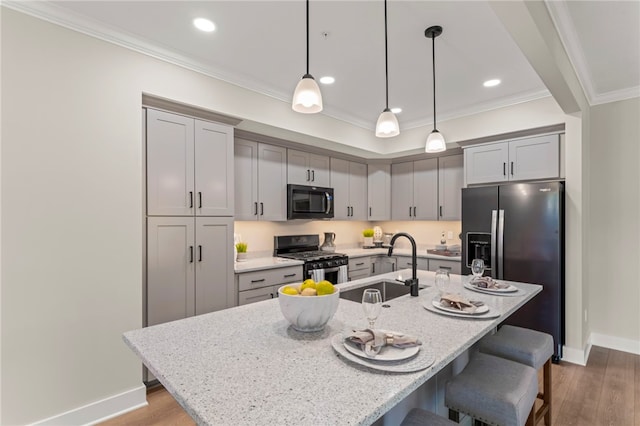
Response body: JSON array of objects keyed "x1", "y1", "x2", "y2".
[{"x1": 287, "y1": 184, "x2": 334, "y2": 219}]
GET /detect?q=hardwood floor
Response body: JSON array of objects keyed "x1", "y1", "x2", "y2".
[{"x1": 100, "y1": 346, "x2": 639, "y2": 426}]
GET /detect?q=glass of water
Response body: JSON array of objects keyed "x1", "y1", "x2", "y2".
[
  {"x1": 362, "y1": 289, "x2": 382, "y2": 329},
  {"x1": 435, "y1": 269, "x2": 451, "y2": 296}
]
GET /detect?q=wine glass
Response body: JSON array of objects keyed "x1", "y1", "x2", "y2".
[
  {"x1": 362, "y1": 289, "x2": 382, "y2": 329},
  {"x1": 471, "y1": 259, "x2": 485, "y2": 280},
  {"x1": 435, "y1": 269, "x2": 451, "y2": 296}
]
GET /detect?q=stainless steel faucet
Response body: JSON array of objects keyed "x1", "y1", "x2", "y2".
[{"x1": 387, "y1": 232, "x2": 419, "y2": 296}]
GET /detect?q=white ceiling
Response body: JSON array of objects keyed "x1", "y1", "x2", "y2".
[{"x1": 8, "y1": 1, "x2": 639, "y2": 133}]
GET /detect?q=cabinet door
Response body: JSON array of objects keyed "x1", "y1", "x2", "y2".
[
  {"x1": 396, "y1": 256, "x2": 429, "y2": 271},
  {"x1": 195, "y1": 120, "x2": 234, "y2": 216},
  {"x1": 428, "y1": 258, "x2": 461, "y2": 275},
  {"x1": 372, "y1": 257, "x2": 396, "y2": 275},
  {"x1": 287, "y1": 149, "x2": 311, "y2": 185},
  {"x1": 349, "y1": 162, "x2": 368, "y2": 220},
  {"x1": 234, "y1": 139, "x2": 259, "y2": 221},
  {"x1": 438, "y1": 154, "x2": 463, "y2": 221},
  {"x1": 238, "y1": 286, "x2": 278, "y2": 306},
  {"x1": 509, "y1": 134, "x2": 560, "y2": 181},
  {"x1": 330, "y1": 158, "x2": 350, "y2": 220},
  {"x1": 413, "y1": 158, "x2": 438, "y2": 220},
  {"x1": 309, "y1": 153, "x2": 330, "y2": 187},
  {"x1": 367, "y1": 164, "x2": 391, "y2": 221},
  {"x1": 259, "y1": 144, "x2": 287, "y2": 221},
  {"x1": 147, "y1": 217, "x2": 195, "y2": 326},
  {"x1": 391, "y1": 162, "x2": 413, "y2": 220},
  {"x1": 464, "y1": 142, "x2": 509, "y2": 185},
  {"x1": 195, "y1": 217, "x2": 235, "y2": 314},
  {"x1": 147, "y1": 109, "x2": 194, "y2": 216}
]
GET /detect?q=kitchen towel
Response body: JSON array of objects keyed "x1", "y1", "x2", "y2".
[
  {"x1": 338, "y1": 265, "x2": 348, "y2": 284},
  {"x1": 309, "y1": 269, "x2": 325, "y2": 282}
]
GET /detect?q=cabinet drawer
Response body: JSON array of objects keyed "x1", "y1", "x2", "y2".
[
  {"x1": 237, "y1": 266, "x2": 303, "y2": 291},
  {"x1": 348, "y1": 257, "x2": 371, "y2": 272},
  {"x1": 349, "y1": 269, "x2": 371, "y2": 281},
  {"x1": 428, "y1": 259, "x2": 461, "y2": 274},
  {"x1": 238, "y1": 285, "x2": 279, "y2": 306},
  {"x1": 396, "y1": 256, "x2": 429, "y2": 271}
]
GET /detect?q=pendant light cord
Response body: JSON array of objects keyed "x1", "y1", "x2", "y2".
[
  {"x1": 384, "y1": 0, "x2": 389, "y2": 109},
  {"x1": 306, "y1": 0, "x2": 310, "y2": 75},
  {"x1": 431, "y1": 33, "x2": 436, "y2": 130}
]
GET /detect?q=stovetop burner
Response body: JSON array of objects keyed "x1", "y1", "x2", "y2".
[
  {"x1": 278, "y1": 250, "x2": 346, "y2": 262},
  {"x1": 273, "y1": 235, "x2": 348, "y2": 264}
]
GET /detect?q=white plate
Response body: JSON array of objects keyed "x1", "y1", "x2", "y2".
[
  {"x1": 343, "y1": 334, "x2": 420, "y2": 361},
  {"x1": 467, "y1": 280, "x2": 517, "y2": 293},
  {"x1": 463, "y1": 282, "x2": 524, "y2": 296},
  {"x1": 432, "y1": 299, "x2": 489, "y2": 315},
  {"x1": 422, "y1": 302, "x2": 500, "y2": 319}
]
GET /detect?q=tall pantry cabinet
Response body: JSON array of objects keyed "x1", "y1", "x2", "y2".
[{"x1": 145, "y1": 109, "x2": 235, "y2": 331}]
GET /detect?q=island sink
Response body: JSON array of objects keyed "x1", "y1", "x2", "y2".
[{"x1": 339, "y1": 280, "x2": 420, "y2": 303}]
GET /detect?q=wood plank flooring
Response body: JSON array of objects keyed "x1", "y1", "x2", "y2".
[{"x1": 100, "y1": 346, "x2": 639, "y2": 426}]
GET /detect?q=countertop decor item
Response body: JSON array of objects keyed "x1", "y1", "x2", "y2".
[
  {"x1": 235, "y1": 242, "x2": 248, "y2": 261},
  {"x1": 362, "y1": 229, "x2": 374, "y2": 248},
  {"x1": 277, "y1": 284, "x2": 340, "y2": 332}
]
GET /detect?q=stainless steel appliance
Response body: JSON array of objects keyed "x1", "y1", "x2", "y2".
[
  {"x1": 462, "y1": 181, "x2": 564, "y2": 362},
  {"x1": 274, "y1": 234, "x2": 348, "y2": 284},
  {"x1": 287, "y1": 184, "x2": 334, "y2": 220}
]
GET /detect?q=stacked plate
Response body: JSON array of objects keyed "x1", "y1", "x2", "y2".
[
  {"x1": 423, "y1": 297, "x2": 500, "y2": 319},
  {"x1": 464, "y1": 279, "x2": 521, "y2": 296}
]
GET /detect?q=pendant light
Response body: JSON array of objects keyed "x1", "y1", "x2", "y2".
[
  {"x1": 424, "y1": 25, "x2": 446, "y2": 153},
  {"x1": 292, "y1": 0, "x2": 323, "y2": 113},
  {"x1": 375, "y1": 0, "x2": 399, "y2": 138}
]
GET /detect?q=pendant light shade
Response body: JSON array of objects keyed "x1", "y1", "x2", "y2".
[
  {"x1": 375, "y1": 0, "x2": 399, "y2": 138},
  {"x1": 425, "y1": 25, "x2": 446, "y2": 153},
  {"x1": 292, "y1": 0, "x2": 322, "y2": 113}
]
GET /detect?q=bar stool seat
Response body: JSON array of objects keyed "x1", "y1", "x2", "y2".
[
  {"x1": 479, "y1": 326, "x2": 553, "y2": 425},
  {"x1": 400, "y1": 408, "x2": 458, "y2": 426},
  {"x1": 445, "y1": 352, "x2": 538, "y2": 426}
]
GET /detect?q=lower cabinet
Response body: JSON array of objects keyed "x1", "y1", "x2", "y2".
[
  {"x1": 372, "y1": 256, "x2": 396, "y2": 275},
  {"x1": 348, "y1": 257, "x2": 372, "y2": 281},
  {"x1": 146, "y1": 216, "x2": 234, "y2": 327},
  {"x1": 236, "y1": 266, "x2": 303, "y2": 306},
  {"x1": 396, "y1": 256, "x2": 429, "y2": 271},
  {"x1": 427, "y1": 258, "x2": 461, "y2": 275}
]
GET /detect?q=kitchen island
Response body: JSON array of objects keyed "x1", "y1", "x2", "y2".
[{"x1": 124, "y1": 270, "x2": 541, "y2": 425}]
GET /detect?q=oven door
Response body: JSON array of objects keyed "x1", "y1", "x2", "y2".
[
  {"x1": 287, "y1": 184, "x2": 334, "y2": 219},
  {"x1": 318, "y1": 266, "x2": 348, "y2": 284}
]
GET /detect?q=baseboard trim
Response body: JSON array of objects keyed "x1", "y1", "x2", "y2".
[
  {"x1": 591, "y1": 332, "x2": 640, "y2": 356},
  {"x1": 561, "y1": 342, "x2": 590, "y2": 366},
  {"x1": 30, "y1": 385, "x2": 147, "y2": 426}
]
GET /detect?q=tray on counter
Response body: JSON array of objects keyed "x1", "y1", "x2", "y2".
[{"x1": 427, "y1": 249, "x2": 461, "y2": 257}]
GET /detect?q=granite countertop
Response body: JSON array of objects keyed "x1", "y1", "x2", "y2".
[
  {"x1": 234, "y1": 257, "x2": 303, "y2": 273},
  {"x1": 124, "y1": 270, "x2": 541, "y2": 426},
  {"x1": 341, "y1": 247, "x2": 461, "y2": 262}
]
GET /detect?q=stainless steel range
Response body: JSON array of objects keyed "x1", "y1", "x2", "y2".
[{"x1": 274, "y1": 235, "x2": 348, "y2": 284}]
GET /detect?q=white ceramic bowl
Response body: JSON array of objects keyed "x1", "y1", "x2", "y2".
[{"x1": 277, "y1": 285, "x2": 340, "y2": 332}]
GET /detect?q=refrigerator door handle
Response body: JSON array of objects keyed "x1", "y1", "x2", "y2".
[
  {"x1": 497, "y1": 209, "x2": 505, "y2": 279},
  {"x1": 490, "y1": 210, "x2": 498, "y2": 279}
]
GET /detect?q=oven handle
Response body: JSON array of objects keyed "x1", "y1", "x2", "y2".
[{"x1": 325, "y1": 192, "x2": 332, "y2": 214}]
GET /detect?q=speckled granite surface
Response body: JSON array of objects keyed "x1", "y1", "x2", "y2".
[
  {"x1": 124, "y1": 270, "x2": 540, "y2": 426},
  {"x1": 342, "y1": 247, "x2": 461, "y2": 262},
  {"x1": 234, "y1": 257, "x2": 303, "y2": 273}
]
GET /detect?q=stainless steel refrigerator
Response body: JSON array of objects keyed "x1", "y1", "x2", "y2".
[{"x1": 462, "y1": 181, "x2": 564, "y2": 362}]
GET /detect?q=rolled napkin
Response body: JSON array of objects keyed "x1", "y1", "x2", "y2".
[
  {"x1": 346, "y1": 329, "x2": 421, "y2": 357},
  {"x1": 440, "y1": 293, "x2": 478, "y2": 313},
  {"x1": 470, "y1": 276, "x2": 510, "y2": 289}
]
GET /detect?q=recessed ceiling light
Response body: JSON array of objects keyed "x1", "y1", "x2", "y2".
[
  {"x1": 193, "y1": 18, "x2": 215, "y2": 32},
  {"x1": 390, "y1": 107, "x2": 402, "y2": 114},
  {"x1": 483, "y1": 79, "x2": 501, "y2": 87},
  {"x1": 319, "y1": 76, "x2": 335, "y2": 85}
]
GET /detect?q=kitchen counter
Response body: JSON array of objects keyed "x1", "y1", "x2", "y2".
[
  {"x1": 124, "y1": 270, "x2": 540, "y2": 425},
  {"x1": 234, "y1": 256, "x2": 303, "y2": 273},
  {"x1": 342, "y1": 247, "x2": 461, "y2": 262}
]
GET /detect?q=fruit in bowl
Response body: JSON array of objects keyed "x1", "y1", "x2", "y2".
[{"x1": 278, "y1": 280, "x2": 340, "y2": 332}]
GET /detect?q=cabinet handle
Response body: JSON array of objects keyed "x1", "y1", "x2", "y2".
[
  {"x1": 347, "y1": 206, "x2": 350, "y2": 216},
  {"x1": 198, "y1": 192, "x2": 202, "y2": 208},
  {"x1": 413, "y1": 206, "x2": 417, "y2": 217},
  {"x1": 198, "y1": 245, "x2": 202, "y2": 262},
  {"x1": 437, "y1": 266, "x2": 452, "y2": 270},
  {"x1": 270, "y1": 293, "x2": 276, "y2": 299},
  {"x1": 356, "y1": 262, "x2": 364, "y2": 266},
  {"x1": 307, "y1": 169, "x2": 310, "y2": 181},
  {"x1": 503, "y1": 162, "x2": 506, "y2": 176},
  {"x1": 369, "y1": 207, "x2": 372, "y2": 217},
  {"x1": 254, "y1": 202, "x2": 258, "y2": 215},
  {"x1": 311, "y1": 170, "x2": 315, "y2": 181},
  {"x1": 409, "y1": 206, "x2": 412, "y2": 217},
  {"x1": 251, "y1": 278, "x2": 266, "y2": 283},
  {"x1": 392, "y1": 263, "x2": 396, "y2": 272},
  {"x1": 510, "y1": 161, "x2": 514, "y2": 176},
  {"x1": 439, "y1": 206, "x2": 443, "y2": 217},
  {"x1": 260, "y1": 202, "x2": 264, "y2": 216},
  {"x1": 189, "y1": 246, "x2": 194, "y2": 263},
  {"x1": 350, "y1": 206, "x2": 354, "y2": 216},
  {"x1": 283, "y1": 273, "x2": 296, "y2": 278},
  {"x1": 372, "y1": 264, "x2": 375, "y2": 274},
  {"x1": 189, "y1": 191, "x2": 193, "y2": 208}
]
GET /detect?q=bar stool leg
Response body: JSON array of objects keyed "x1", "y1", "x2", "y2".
[{"x1": 543, "y1": 358, "x2": 552, "y2": 425}]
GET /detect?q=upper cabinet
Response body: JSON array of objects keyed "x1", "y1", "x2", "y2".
[
  {"x1": 147, "y1": 109, "x2": 234, "y2": 217},
  {"x1": 464, "y1": 134, "x2": 560, "y2": 185},
  {"x1": 367, "y1": 164, "x2": 391, "y2": 221},
  {"x1": 287, "y1": 149, "x2": 330, "y2": 187},
  {"x1": 391, "y1": 159, "x2": 438, "y2": 221},
  {"x1": 438, "y1": 154, "x2": 463, "y2": 221},
  {"x1": 235, "y1": 139, "x2": 287, "y2": 221},
  {"x1": 330, "y1": 158, "x2": 367, "y2": 220}
]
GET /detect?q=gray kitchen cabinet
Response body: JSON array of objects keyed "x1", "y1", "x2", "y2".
[
  {"x1": 396, "y1": 255, "x2": 429, "y2": 271},
  {"x1": 438, "y1": 154, "x2": 463, "y2": 221},
  {"x1": 287, "y1": 149, "x2": 330, "y2": 187},
  {"x1": 234, "y1": 139, "x2": 287, "y2": 221},
  {"x1": 236, "y1": 266, "x2": 303, "y2": 306},
  {"x1": 367, "y1": 164, "x2": 391, "y2": 220},
  {"x1": 238, "y1": 285, "x2": 280, "y2": 306},
  {"x1": 147, "y1": 216, "x2": 234, "y2": 327},
  {"x1": 464, "y1": 134, "x2": 560, "y2": 185},
  {"x1": 147, "y1": 108, "x2": 234, "y2": 216},
  {"x1": 348, "y1": 256, "x2": 371, "y2": 281},
  {"x1": 330, "y1": 158, "x2": 367, "y2": 220},
  {"x1": 427, "y1": 258, "x2": 461, "y2": 275},
  {"x1": 391, "y1": 159, "x2": 438, "y2": 220},
  {"x1": 372, "y1": 256, "x2": 396, "y2": 275}
]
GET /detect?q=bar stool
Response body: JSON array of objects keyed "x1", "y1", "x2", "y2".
[
  {"x1": 479, "y1": 325, "x2": 554, "y2": 425},
  {"x1": 445, "y1": 352, "x2": 538, "y2": 426},
  {"x1": 400, "y1": 408, "x2": 458, "y2": 426}
]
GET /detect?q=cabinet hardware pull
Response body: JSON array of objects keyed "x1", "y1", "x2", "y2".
[
  {"x1": 307, "y1": 169, "x2": 310, "y2": 181},
  {"x1": 350, "y1": 206, "x2": 354, "y2": 216},
  {"x1": 254, "y1": 202, "x2": 258, "y2": 215},
  {"x1": 189, "y1": 246, "x2": 194, "y2": 263},
  {"x1": 356, "y1": 262, "x2": 364, "y2": 266},
  {"x1": 311, "y1": 170, "x2": 315, "y2": 181},
  {"x1": 439, "y1": 206, "x2": 443, "y2": 217},
  {"x1": 413, "y1": 206, "x2": 417, "y2": 217},
  {"x1": 438, "y1": 266, "x2": 452, "y2": 270},
  {"x1": 503, "y1": 162, "x2": 506, "y2": 176},
  {"x1": 189, "y1": 191, "x2": 193, "y2": 208},
  {"x1": 392, "y1": 263, "x2": 396, "y2": 271},
  {"x1": 372, "y1": 264, "x2": 375, "y2": 273},
  {"x1": 283, "y1": 273, "x2": 296, "y2": 278},
  {"x1": 260, "y1": 202, "x2": 264, "y2": 216},
  {"x1": 251, "y1": 278, "x2": 266, "y2": 283},
  {"x1": 510, "y1": 161, "x2": 514, "y2": 176},
  {"x1": 347, "y1": 206, "x2": 350, "y2": 216},
  {"x1": 409, "y1": 207, "x2": 412, "y2": 217},
  {"x1": 270, "y1": 293, "x2": 275, "y2": 299},
  {"x1": 198, "y1": 192, "x2": 202, "y2": 208},
  {"x1": 369, "y1": 207, "x2": 372, "y2": 217},
  {"x1": 198, "y1": 245, "x2": 202, "y2": 261}
]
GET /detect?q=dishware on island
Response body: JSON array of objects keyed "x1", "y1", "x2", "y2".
[
  {"x1": 277, "y1": 285, "x2": 340, "y2": 332},
  {"x1": 435, "y1": 269, "x2": 452, "y2": 295},
  {"x1": 471, "y1": 258, "x2": 485, "y2": 278},
  {"x1": 362, "y1": 289, "x2": 382, "y2": 328}
]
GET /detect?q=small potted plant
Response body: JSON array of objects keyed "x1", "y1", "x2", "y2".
[
  {"x1": 235, "y1": 242, "x2": 248, "y2": 261},
  {"x1": 362, "y1": 229, "x2": 374, "y2": 247}
]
